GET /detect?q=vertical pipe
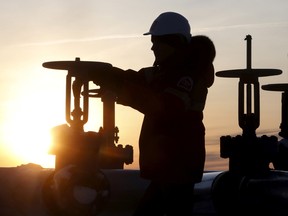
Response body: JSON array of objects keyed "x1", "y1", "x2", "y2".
[
  {"x1": 66, "y1": 74, "x2": 72, "y2": 125},
  {"x1": 245, "y1": 35, "x2": 252, "y2": 114},
  {"x1": 102, "y1": 92, "x2": 116, "y2": 147},
  {"x1": 245, "y1": 35, "x2": 252, "y2": 70},
  {"x1": 83, "y1": 81, "x2": 89, "y2": 124},
  {"x1": 280, "y1": 91, "x2": 288, "y2": 138},
  {"x1": 247, "y1": 84, "x2": 252, "y2": 114},
  {"x1": 239, "y1": 82, "x2": 244, "y2": 129}
]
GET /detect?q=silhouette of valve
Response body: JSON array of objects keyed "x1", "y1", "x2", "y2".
[
  {"x1": 262, "y1": 83, "x2": 288, "y2": 170},
  {"x1": 220, "y1": 134, "x2": 278, "y2": 174},
  {"x1": 43, "y1": 57, "x2": 114, "y2": 131},
  {"x1": 216, "y1": 35, "x2": 282, "y2": 174},
  {"x1": 43, "y1": 58, "x2": 134, "y2": 171},
  {"x1": 216, "y1": 35, "x2": 282, "y2": 136}
]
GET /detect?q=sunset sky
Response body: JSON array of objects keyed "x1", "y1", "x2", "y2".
[{"x1": 0, "y1": 0, "x2": 287, "y2": 170}]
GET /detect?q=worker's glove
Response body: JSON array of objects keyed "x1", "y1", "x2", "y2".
[{"x1": 92, "y1": 66, "x2": 125, "y2": 91}]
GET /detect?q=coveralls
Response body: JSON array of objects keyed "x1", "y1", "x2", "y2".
[
  {"x1": 95, "y1": 35, "x2": 215, "y2": 215},
  {"x1": 115, "y1": 55, "x2": 214, "y2": 215}
]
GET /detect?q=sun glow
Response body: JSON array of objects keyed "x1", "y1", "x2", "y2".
[
  {"x1": 0, "y1": 78, "x2": 108, "y2": 168},
  {"x1": 7, "y1": 129, "x2": 55, "y2": 168},
  {"x1": 2, "y1": 107, "x2": 56, "y2": 168},
  {"x1": 0, "y1": 87, "x2": 65, "y2": 168}
]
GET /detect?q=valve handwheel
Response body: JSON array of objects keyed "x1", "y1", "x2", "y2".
[
  {"x1": 262, "y1": 83, "x2": 288, "y2": 92},
  {"x1": 216, "y1": 68, "x2": 282, "y2": 78},
  {"x1": 42, "y1": 57, "x2": 113, "y2": 78}
]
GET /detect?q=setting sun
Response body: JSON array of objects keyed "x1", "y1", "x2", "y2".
[
  {"x1": 0, "y1": 86, "x2": 65, "y2": 168},
  {"x1": 0, "y1": 73, "x2": 108, "y2": 168}
]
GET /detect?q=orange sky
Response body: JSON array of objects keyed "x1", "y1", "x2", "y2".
[{"x1": 0, "y1": 0, "x2": 287, "y2": 170}]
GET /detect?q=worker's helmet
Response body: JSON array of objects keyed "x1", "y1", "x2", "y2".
[{"x1": 143, "y1": 12, "x2": 191, "y2": 42}]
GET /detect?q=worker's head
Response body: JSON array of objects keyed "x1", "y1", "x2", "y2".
[
  {"x1": 144, "y1": 12, "x2": 191, "y2": 42},
  {"x1": 144, "y1": 12, "x2": 192, "y2": 66}
]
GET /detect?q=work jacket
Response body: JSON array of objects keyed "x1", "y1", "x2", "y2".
[{"x1": 116, "y1": 61, "x2": 213, "y2": 183}]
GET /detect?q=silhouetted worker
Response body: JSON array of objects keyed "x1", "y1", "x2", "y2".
[{"x1": 93, "y1": 11, "x2": 216, "y2": 216}]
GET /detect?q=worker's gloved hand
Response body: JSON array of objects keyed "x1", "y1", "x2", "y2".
[{"x1": 92, "y1": 66, "x2": 125, "y2": 91}]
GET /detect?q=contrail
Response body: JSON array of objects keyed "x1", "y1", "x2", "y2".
[
  {"x1": 195, "y1": 21, "x2": 288, "y2": 33},
  {"x1": 14, "y1": 21, "x2": 288, "y2": 47},
  {"x1": 16, "y1": 22, "x2": 288, "y2": 47},
  {"x1": 15, "y1": 34, "x2": 142, "y2": 47}
]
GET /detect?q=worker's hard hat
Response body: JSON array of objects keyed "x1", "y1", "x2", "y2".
[{"x1": 143, "y1": 12, "x2": 191, "y2": 42}]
